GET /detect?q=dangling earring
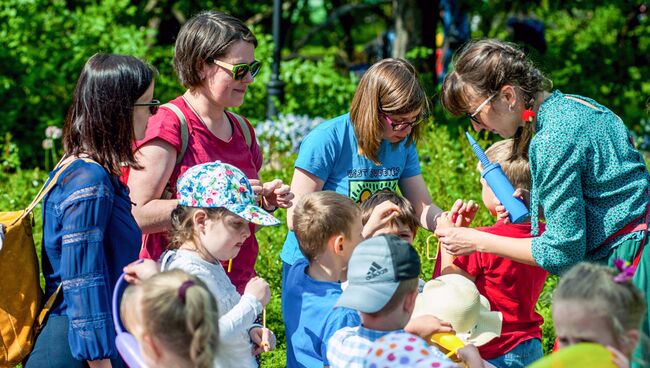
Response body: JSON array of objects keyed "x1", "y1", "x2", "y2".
[{"x1": 508, "y1": 104, "x2": 514, "y2": 112}]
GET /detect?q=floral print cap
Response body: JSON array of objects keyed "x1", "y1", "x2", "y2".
[{"x1": 176, "y1": 161, "x2": 280, "y2": 226}]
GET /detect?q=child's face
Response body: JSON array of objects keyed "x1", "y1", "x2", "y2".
[
  {"x1": 553, "y1": 300, "x2": 619, "y2": 350},
  {"x1": 123, "y1": 290, "x2": 159, "y2": 368},
  {"x1": 479, "y1": 177, "x2": 499, "y2": 216},
  {"x1": 341, "y1": 217, "x2": 364, "y2": 266},
  {"x1": 372, "y1": 221, "x2": 414, "y2": 244},
  {"x1": 199, "y1": 211, "x2": 252, "y2": 262}
]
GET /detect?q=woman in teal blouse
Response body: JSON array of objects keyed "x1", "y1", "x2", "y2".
[{"x1": 436, "y1": 39, "x2": 650, "y2": 366}]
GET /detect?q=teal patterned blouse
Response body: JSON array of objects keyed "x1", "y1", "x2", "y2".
[{"x1": 529, "y1": 90, "x2": 650, "y2": 275}]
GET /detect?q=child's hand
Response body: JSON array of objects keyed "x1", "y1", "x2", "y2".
[
  {"x1": 607, "y1": 346, "x2": 629, "y2": 368},
  {"x1": 436, "y1": 211, "x2": 455, "y2": 229},
  {"x1": 123, "y1": 259, "x2": 160, "y2": 284},
  {"x1": 497, "y1": 188, "x2": 529, "y2": 224},
  {"x1": 456, "y1": 344, "x2": 485, "y2": 368},
  {"x1": 449, "y1": 199, "x2": 479, "y2": 227},
  {"x1": 362, "y1": 200, "x2": 401, "y2": 238},
  {"x1": 244, "y1": 276, "x2": 271, "y2": 306},
  {"x1": 404, "y1": 315, "x2": 453, "y2": 341},
  {"x1": 250, "y1": 327, "x2": 276, "y2": 355}
]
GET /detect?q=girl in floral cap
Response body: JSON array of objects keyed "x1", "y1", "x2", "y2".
[{"x1": 160, "y1": 161, "x2": 280, "y2": 368}]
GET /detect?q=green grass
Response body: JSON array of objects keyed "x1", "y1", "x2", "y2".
[{"x1": 1, "y1": 120, "x2": 559, "y2": 367}]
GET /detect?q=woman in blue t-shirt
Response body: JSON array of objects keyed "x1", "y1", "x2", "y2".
[
  {"x1": 281, "y1": 58, "x2": 477, "y2": 277},
  {"x1": 25, "y1": 54, "x2": 156, "y2": 368}
]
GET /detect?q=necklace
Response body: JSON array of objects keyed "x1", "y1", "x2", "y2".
[{"x1": 182, "y1": 95, "x2": 231, "y2": 138}]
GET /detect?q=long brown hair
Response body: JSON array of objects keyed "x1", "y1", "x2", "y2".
[
  {"x1": 63, "y1": 53, "x2": 155, "y2": 175},
  {"x1": 440, "y1": 39, "x2": 552, "y2": 160},
  {"x1": 350, "y1": 58, "x2": 429, "y2": 165}
]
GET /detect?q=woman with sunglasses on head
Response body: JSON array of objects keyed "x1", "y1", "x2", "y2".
[
  {"x1": 124, "y1": 11, "x2": 293, "y2": 295},
  {"x1": 435, "y1": 39, "x2": 650, "y2": 367},
  {"x1": 24, "y1": 53, "x2": 155, "y2": 368},
  {"x1": 280, "y1": 58, "x2": 478, "y2": 283}
]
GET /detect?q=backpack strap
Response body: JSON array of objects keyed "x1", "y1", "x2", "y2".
[
  {"x1": 16, "y1": 157, "x2": 95, "y2": 226},
  {"x1": 227, "y1": 111, "x2": 253, "y2": 148},
  {"x1": 36, "y1": 284, "x2": 62, "y2": 329},
  {"x1": 161, "y1": 103, "x2": 189, "y2": 166}
]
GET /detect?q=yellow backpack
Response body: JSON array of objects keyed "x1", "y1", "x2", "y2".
[{"x1": 0, "y1": 159, "x2": 88, "y2": 366}]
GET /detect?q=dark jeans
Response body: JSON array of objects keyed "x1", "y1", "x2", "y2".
[{"x1": 24, "y1": 314, "x2": 125, "y2": 368}]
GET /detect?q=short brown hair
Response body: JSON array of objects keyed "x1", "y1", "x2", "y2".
[
  {"x1": 367, "y1": 278, "x2": 419, "y2": 316},
  {"x1": 360, "y1": 191, "x2": 419, "y2": 234},
  {"x1": 482, "y1": 139, "x2": 531, "y2": 190},
  {"x1": 174, "y1": 11, "x2": 257, "y2": 89},
  {"x1": 350, "y1": 58, "x2": 430, "y2": 165},
  {"x1": 293, "y1": 191, "x2": 360, "y2": 262}
]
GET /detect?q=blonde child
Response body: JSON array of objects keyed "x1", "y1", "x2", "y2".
[
  {"x1": 283, "y1": 191, "x2": 402, "y2": 367},
  {"x1": 552, "y1": 262, "x2": 646, "y2": 367},
  {"x1": 120, "y1": 269, "x2": 220, "y2": 368},
  {"x1": 439, "y1": 139, "x2": 548, "y2": 367},
  {"x1": 161, "y1": 161, "x2": 279, "y2": 368}
]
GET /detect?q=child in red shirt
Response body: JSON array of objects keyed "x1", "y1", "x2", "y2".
[{"x1": 439, "y1": 138, "x2": 548, "y2": 368}]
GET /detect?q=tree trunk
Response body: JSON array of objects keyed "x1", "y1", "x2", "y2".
[{"x1": 392, "y1": 0, "x2": 439, "y2": 88}]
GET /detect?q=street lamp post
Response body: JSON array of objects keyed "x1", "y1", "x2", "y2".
[{"x1": 266, "y1": 0, "x2": 285, "y2": 119}]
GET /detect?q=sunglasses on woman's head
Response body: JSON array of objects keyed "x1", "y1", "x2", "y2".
[
  {"x1": 212, "y1": 59, "x2": 262, "y2": 81},
  {"x1": 134, "y1": 99, "x2": 160, "y2": 115}
]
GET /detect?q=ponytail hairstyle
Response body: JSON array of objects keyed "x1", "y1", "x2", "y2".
[
  {"x1": 440, "y1": 39, "x2": 552, "y2": 160},
  {"x1": 350, "y1": 58, "x2": 430, "y2": 165},
  {"x1": 121, "y1": 269, "x2": 220, "y2": 368},
  {"x1": 553, "y1": 262, "x2": 645, "y2": 350}
]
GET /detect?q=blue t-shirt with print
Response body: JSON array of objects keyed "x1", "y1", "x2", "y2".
[
  {"x1": 281, "y1": 113, "x2": 421, "y2": 264},
  {"x1": 282, "y1": 258, "x2": 361, "y2": 368}
]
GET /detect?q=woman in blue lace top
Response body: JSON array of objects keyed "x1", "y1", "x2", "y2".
[{"x1": 25, "y1": 54, "x2": 157, "y2": 368}]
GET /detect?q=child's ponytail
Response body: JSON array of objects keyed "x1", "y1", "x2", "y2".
[{"x1": 184, "y1": 283, "x2": 220, "y2": 368}]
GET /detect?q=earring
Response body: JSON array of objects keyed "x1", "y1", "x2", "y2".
[
  {"x1": 508, "y1": 105, "x2": 514, "y2": 112},
  {"x1": 522, "y1": 109, "x2": 535, "y2": 123}
]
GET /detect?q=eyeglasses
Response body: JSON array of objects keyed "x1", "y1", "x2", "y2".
[
  {"x1": 380, "y1": 112, "x2": 422, "y2": 131},
  {"x1": 212, "y1": 59, "x2": 262, "y2": 81},
  {"x1": 466, "y1": 93, "x2": 497, "y2": 125},
  {"x1": 134, "y1": 99, "x2": 161, "y2": 115}
]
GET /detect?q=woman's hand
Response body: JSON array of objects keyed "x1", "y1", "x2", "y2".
[
  {"x1": 252, "y1": 178, "x2": 294, "y2": 210},
  {"x1": 362, "y1": 200, "x2": 401, "y2": 238},
  {"x1": 123, "y1": 259, "x2": 160, "y2": 284},
  {"x1": 435, "y1": 227, "x2": 480, "y2": 256},
  {"x1": 449, "y1": 199, "x2": 479, "y2": 227},
  {"x1": 250, "y1": 327, "x2": 276, "y2": 355}
]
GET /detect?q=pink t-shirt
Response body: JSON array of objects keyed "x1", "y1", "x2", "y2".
[{"x1": 123, "y1": 96, "x2": 263, "y2": 294}]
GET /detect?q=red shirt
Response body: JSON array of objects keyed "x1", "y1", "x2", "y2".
[
  {"x1": 453, "y1": 220, "x2": 548, "y2": 359},
  {"x1": 122, "y1": 96, "x2": 263, "y2": 294}
]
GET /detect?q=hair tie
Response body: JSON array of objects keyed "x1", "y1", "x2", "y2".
[
  {"x1": 522, "y1": 98, "x2": 536, "y2": 123},
  {"x1": 613, "y1": 258, "x2": 636, "y2": 283},
  {"x1": 178, "y1": 280, "x2": 195, "y2": 303}
]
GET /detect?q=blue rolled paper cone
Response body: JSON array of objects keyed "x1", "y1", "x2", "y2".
[{"x1": 466, "y1": 132, "x2": 530, "y2": 224}]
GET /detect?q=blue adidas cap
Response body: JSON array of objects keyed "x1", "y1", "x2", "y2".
[{"x1": 336, "y1": 234, "x2": 421, "y2": 313}]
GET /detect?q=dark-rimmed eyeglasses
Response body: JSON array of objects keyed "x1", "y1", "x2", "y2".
[
  {"x1": 466, "y1": 93, "x2": 497, "y2": 126},
  {"x1": 212, "y1": 59, "x2": 262, "y2": 81},
  {"x1": 380, "y1": 112, "x2": 422, "y2": 131},
  {"x1": 134, "y1": 99, "x2": 160, "y2": 115}
]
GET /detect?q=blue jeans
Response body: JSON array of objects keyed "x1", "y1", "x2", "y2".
[
  {"x1": 487, "y1": 338, "x2": 543, "y2": 368},
  {"x1": 24, "y1": 314, "x2": 125, "y2": 368}
]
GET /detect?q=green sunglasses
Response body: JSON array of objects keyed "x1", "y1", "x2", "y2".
[{"x1": 212, "y1": 59, "x2": 262, "y2": 80}]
